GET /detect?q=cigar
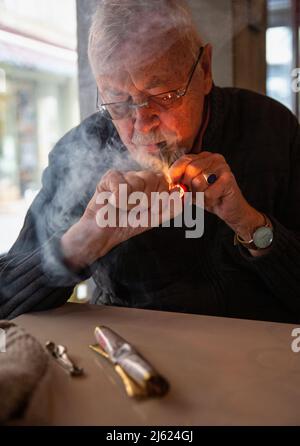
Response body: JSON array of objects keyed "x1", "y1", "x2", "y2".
[{"x1": 89, "y1": 326, "x2": 169, "y2": 399}]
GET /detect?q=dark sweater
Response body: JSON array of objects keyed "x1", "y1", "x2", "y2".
[{"x1": 1, "y1": 86, "x2": 300, "y2": 323}]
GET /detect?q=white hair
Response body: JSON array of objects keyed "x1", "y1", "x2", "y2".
[{"x1": 88, "y1": 0, "x2": 202, "y2": 77}]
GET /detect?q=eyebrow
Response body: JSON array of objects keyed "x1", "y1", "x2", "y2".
[{"x1": 103, "y1": 75, "x2": 169, "y2": 99}]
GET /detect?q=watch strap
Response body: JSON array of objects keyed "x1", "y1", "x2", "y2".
[{"x1": 234, "y1": 213, "x2": 272, "y2": 251}]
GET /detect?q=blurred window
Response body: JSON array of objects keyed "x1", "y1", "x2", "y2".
[
  {"x1": 266, "y1": 0, "x2": 300, "y2": 118},
  {"x1": 0, "y1": 0, "x2": 79, "y2": 254}
]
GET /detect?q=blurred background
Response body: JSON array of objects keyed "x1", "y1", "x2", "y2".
[
  {"x1": 0, "y1": 0, "x2": 299, "y2": 300},
  {"x1": 0, "y1": 0, "x2": 79, "y2": 254}
]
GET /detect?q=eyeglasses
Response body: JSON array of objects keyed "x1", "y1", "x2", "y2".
[{"x1": 96, "y1": 46, "x2": 205, "y2": 121}]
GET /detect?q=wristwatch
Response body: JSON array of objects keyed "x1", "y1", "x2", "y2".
[{"x1": 234, "y1": 213, "x2": 274, "y2": 251}]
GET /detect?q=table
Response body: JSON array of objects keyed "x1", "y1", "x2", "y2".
[{"x1": 13, "y1": 303, "x2": 300, "y2": 426}]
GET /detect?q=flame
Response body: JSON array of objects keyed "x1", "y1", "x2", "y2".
[{"x1": 169, "y1": 183, "x2": 188, "y2": 198}]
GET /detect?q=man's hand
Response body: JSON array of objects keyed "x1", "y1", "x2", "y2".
[
  {"x1": 61, "y1": 169, "x2": 169, "y2": 270},
  {"x1": 169, "y1": 151, "x2": 266, "y2": 245}
]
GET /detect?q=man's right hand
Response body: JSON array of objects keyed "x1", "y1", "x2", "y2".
[{"x1": 61, "y1": 169, "x2": 169, "y2": 271}]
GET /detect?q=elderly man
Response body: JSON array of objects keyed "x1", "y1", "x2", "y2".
[{"x1": 0, "y1": 0, "x2": 300, "y2": 323}]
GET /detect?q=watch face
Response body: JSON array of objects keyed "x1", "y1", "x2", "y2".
[{"x1": 253, "y1": 226, "x2": 273, "y2": 249}]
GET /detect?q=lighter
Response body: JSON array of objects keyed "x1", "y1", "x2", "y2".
[{"x1": 89, "y1": 326, "x2": 169, "y2": 399}]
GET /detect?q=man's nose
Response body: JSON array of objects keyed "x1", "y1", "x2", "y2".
[{"x1": 133, "y1": 106, "x2": 160, "y2": 133}]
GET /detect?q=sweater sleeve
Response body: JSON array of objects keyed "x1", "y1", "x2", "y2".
[
  {"x1": 236, "y1": 116, "x2": 300, "y2": 316},
  {"x1": 0, "y1": 211, "x2": 91, "y2": 320},
  {"x1": 0, "y1": 129, "x2": 93, "y2": 320}
]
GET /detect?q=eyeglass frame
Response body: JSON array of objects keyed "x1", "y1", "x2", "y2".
[{"x1": 96, "y1": 45, "x2": 206, "y2": 120}]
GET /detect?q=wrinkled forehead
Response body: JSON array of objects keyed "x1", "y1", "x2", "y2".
[
  {"x1": 97, "y1": 36, "x2": 195, "y2": 93},
  {"x1": 116, "y1": 11, "x2": 190, "y2": 62}
]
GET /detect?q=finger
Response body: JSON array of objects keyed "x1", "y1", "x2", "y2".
[
  {"x1": 156, "y1": 174, "x2": 169, "y2": 193},
  {"x1": 182, "y1": 156, "x2": 227, "y2": 191},
  {"x1": 98, "y1": 169, "x2": 127, "y2": 194},
  {"x1": 116, "y1": 171, "x2": 156, "y2": 210},
  {"x1": 169, "y1": 152, "x2": 222, "y2": 185},
  {"x1": 123, "y1": 171, "x2": 146, "y2": 192},
  {"x1": 135, "y1": 171, "x2": 168, "y2": 196},
  {"x1": 203, "y1": 171, "x2": 236, "y2": 209},
  {"x1": 170, "y1": 151, "x2": 213, "y2": 175},
  {"x1": 168, "y1": 154, "x2": 199, "y2": 184},
  {"x1": 124, "y1": 171, "x2": 168, "y2": 210},
  {"x1": 98, "y1": 170, "x2": 140, "y2": 210},
  {"x1": 181, "y1": 159, "x2": 215, "y2": 190},
  {"x1": 190, "y1": 162, "x2": 230, "y2": 194}
]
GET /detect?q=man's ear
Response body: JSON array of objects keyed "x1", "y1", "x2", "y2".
[{"x1": 202, "y1": 44, "x2": 213, "y2": 95}]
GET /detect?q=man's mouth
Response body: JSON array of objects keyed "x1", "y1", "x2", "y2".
[
  {"x1": 133, "y1": 140, "x2": 181, "y2": 168},
  {"x1": 140, "y1": 141, "x2": 179, "y2": 166}
]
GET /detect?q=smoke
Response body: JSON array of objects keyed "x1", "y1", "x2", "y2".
[
  {"x1": 25, "y1": 104, "x2": 189, "y2": 288},
  {"x1": 33, "y1": 117, "x2": 140, "y2": 237},
  {"x1": 0, "y1": 1, "x2": 207, "y2": 314}
]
